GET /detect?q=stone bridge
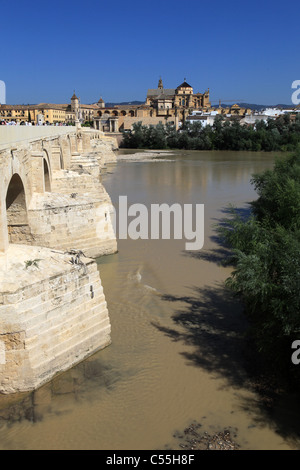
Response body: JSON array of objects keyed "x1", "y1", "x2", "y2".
[
  {"x1": 0, "y1": 126, "x2": 118, "y2": 394},
  {"x1": 0, "y1": 126, "x2": 118, "y2": 256}
]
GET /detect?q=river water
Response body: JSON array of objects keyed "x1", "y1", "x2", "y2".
[{"x1": 0, "y1": 149, "x2": 300, "y2": 450}]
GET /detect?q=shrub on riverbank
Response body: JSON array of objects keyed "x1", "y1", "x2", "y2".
[
  {"x1": 219, "y1": 151, "x2": 300, "y2": 386},
  {"x1": 121, "y1": 114, "x2": 300, "y2": 152}
]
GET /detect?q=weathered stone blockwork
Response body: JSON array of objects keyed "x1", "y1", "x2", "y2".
[
  {"x1": 0, "y1": 246, "x2": 111, "y2": 394},
  {"x1": 0, "y1": 128, "x2": 118, "y2": 256},
  {"x1": 26, "y1": 192, "x2": 117, "y2": 258},
  {"x1": 0, "y1": 127, "x2": 118, "y2": 393}
]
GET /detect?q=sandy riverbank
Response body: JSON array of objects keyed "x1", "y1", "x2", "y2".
[{"x1": 117, "y1": 150, "x2": 175, "y2": 162}]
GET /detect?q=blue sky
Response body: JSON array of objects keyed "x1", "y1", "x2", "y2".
[{"x1": 1, "y1": 0, "x2": 299, "y2": 105}]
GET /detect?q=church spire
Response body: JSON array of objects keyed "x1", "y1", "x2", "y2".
[{"x1": 158, "y1": 77, "x2": 163, "y2": 89}]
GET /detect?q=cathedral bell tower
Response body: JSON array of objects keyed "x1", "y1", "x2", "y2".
[
  {"x1": 71, "y1": 91, "x2": 79, "y2": 114},
  {"x1": 71, "y1": 91, "x2": 80, "y2": 127}
]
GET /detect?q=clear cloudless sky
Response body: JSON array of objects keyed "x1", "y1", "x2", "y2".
[{"x1": 0, "y1": 0, "x2": 299, "y2": 105}]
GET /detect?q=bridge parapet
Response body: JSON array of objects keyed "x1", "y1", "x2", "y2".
[{"x1": 0, "y1": 126, "x2": 79, "y2": 149}]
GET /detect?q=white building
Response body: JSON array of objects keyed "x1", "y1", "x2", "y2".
[
  {"x1": 261, "y1": 107, "x2": 295, "y2": 117},
  {"x1": 186, "y1": 110, "x2": 217, "y2": 127}
]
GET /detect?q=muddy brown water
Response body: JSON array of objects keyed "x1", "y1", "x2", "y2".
[{"x1": 0, "y1": 149, "x2": 300, "y2": 450}]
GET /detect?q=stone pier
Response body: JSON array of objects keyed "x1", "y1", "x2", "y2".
[
  {"x1": 0, "y1": 127, "x2": 118, "y2": 393},
  {"x1": 0, "y1": 245, "x2": 111, "y2": 394}
]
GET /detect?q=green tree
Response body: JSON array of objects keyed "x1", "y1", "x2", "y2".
[
  {"x1": 120, "y1": 113, "x2": 300, "y2": 153},
  {"x1": 219, "y1": 151, "x2": 300, "y2": 384}
]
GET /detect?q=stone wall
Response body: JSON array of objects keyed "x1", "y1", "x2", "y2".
[
  {"x1": 90, "y1": 134, "x2": 118, "y2": 165},
  {"x1": 0, "y1": 245, "x2": 111, "y2": 394},
  {"x1": 0, "y1": 126, "x2": 77, "y2": 149},
  {"x1": 25, "y1": 192, "x2": 117, "y2": 258},
  {"x1": 0, "y1": 128, "x2": 118, "y2": 256},
  {"x1": 122, "y1": 115, "x2": 175, "y2": 130},
  {"x1": 0, "y1": 128, "x2": 118, "y2": 393}
]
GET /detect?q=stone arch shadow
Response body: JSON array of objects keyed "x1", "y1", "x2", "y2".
[
  {"x1": 42, "y1": 149, "x2": 52, "y2": 192},
  {"x1": 43, "y1": 157, "x2": 51, "y2": 192}
]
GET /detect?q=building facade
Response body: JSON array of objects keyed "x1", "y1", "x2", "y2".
[
  {"x1": 0, "y1": 93, "x2": 103, "y2": 126},
  {"x1": 0, "y1": 79, "x2": 254, "y2": 130},
  {"x1": 93, "y1": 78, "x2": 212, "y2": 132},
  {"x1": 0, "y1": 104, "x2": 67, "y2": 125}
]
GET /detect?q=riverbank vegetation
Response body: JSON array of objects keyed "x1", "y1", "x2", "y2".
[
  {"x1": 218, "y1": 151, "x2": 300, "y2": 387},
  {"x1": 121, "y1": 114, "x2": 300, "y2": 152}
]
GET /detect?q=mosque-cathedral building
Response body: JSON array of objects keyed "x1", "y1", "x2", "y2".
[
  {"x1": 0, "y1": 78, "x2": 251, "y2": 131},
  {"x1": 94, "y1": 78, "x2": 212, "y2": 132}
]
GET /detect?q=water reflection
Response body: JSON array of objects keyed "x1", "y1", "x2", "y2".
[
  {"x1": 0, "y1": 354, "x2": 132, "y2": 428},
  {"x1": 116, "y1": 150, "x2": 277, "y2": 203}
]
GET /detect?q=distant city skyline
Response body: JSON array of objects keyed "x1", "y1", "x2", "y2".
[{"x1": 1, "y1": 0, "x2": 299, "y2": 106}]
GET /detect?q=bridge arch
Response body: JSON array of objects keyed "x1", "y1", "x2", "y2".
[
  {"x1": 59, "y1": 147, "x2": 64, "y2": 170},
  {"x1": 5, "y1": 173, "x2": 30, "y2": 245},
  {"x1": 65, "y1": 134, "x2": 73, "y2": 167},
  {"x1": 43, "y1": 158, "x2": 51, "y2": 192},
  {"x1": 42, "y1": 148, "x2": 52, "y2": 174},
  {"x1": 41, "y1": 149, "x2": 52, "y2": 192}
]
